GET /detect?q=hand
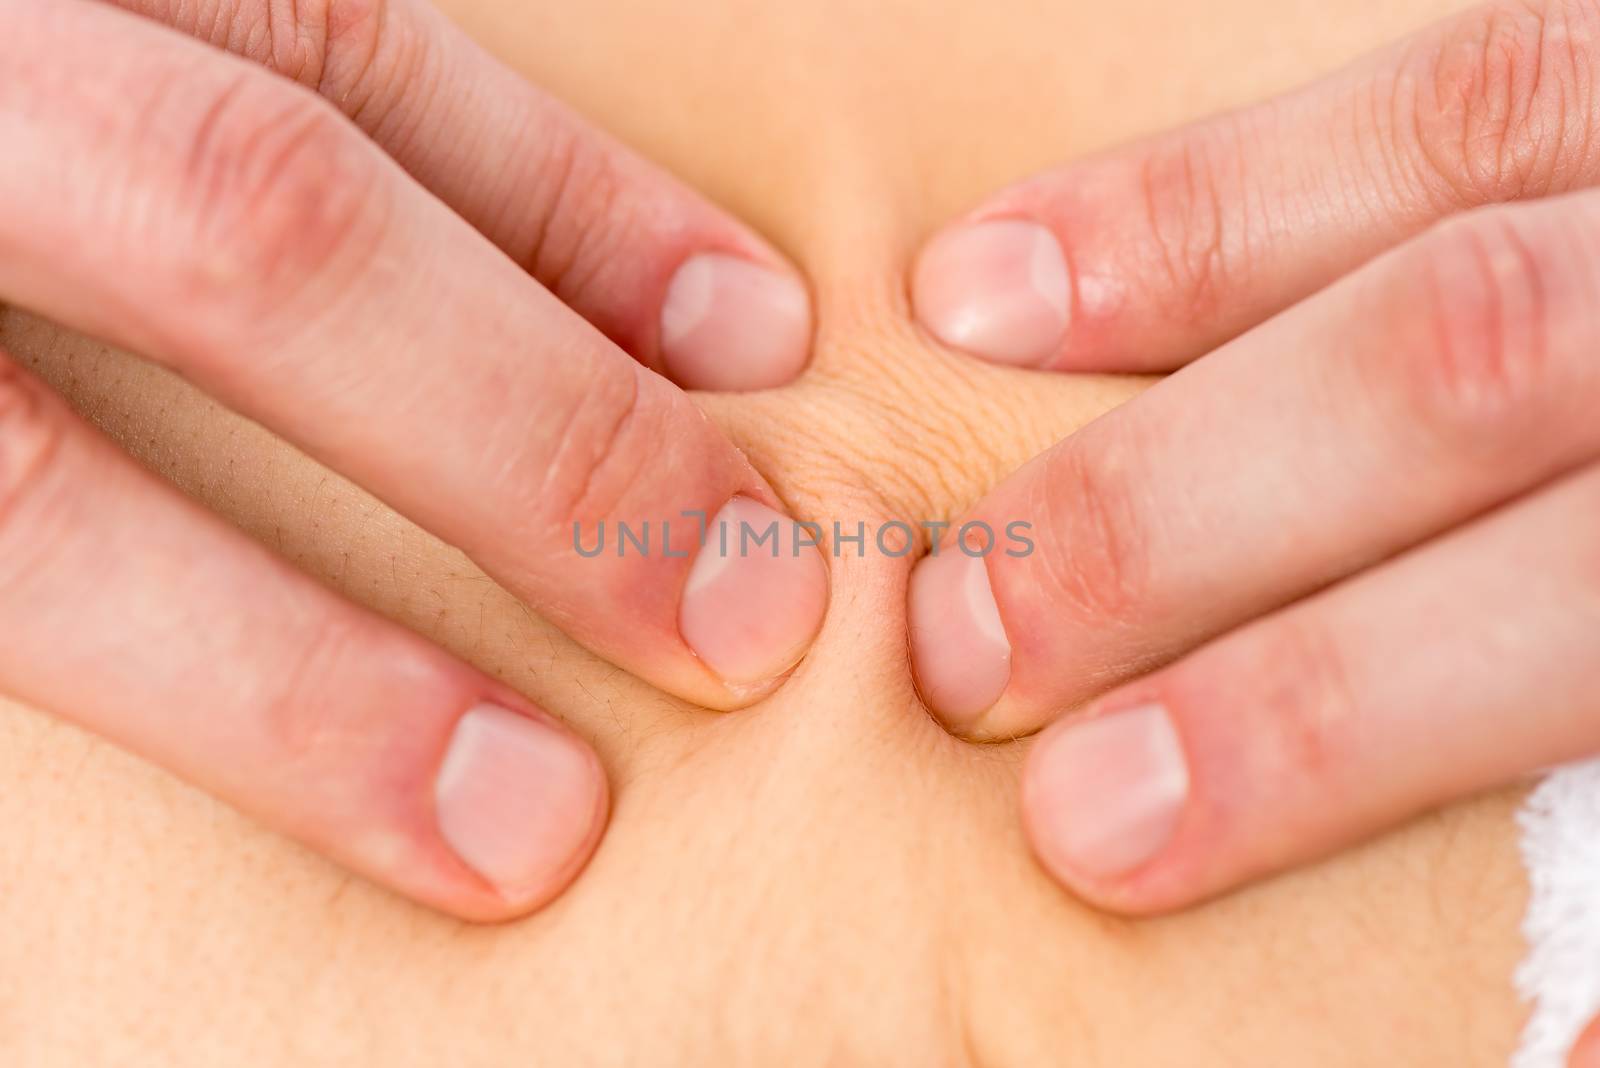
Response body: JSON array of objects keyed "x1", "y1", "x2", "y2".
[
  {"x1": 905, "y1": 0, "x2": 1600, "y2": 920},
  {"x1": 0, "y1": 0, "x2": 827, "y2": 920}
]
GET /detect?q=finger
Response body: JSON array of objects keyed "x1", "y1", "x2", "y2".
[
  {"x1": 0, "y1": 0, "x2": 828, "y2": 707},
  {"x1": 1019, "y1": 460, "x2": 1600, "y2": 914},
  {"x1": 1569, "y1": 1016, "x2": 1600, "y2": 1068},
  {"x1": 911, "y1": 0, "x2": 1600, "y2": 372},
  {"x1": 102, "y1": 0, "x2": 810, "y2": 390},
  {"x1": 0, "y1": 351, "x2": 605, "y2": 922},
  {"x1": 910, "y1": 187, "x2": 1600, "y2": 738}
]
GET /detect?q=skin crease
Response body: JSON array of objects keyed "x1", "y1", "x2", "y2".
[{"x1": 0, "y1": 0, "x2": 1531, "y2": 1064}]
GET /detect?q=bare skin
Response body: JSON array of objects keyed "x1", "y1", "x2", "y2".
[{"x1": 0, "y1": 0, "x2": 1525, "y2": 1064}]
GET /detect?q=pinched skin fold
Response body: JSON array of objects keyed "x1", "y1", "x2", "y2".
[{"x1": 0, "y1": 0, "x2": 1529, "y2": 1063}]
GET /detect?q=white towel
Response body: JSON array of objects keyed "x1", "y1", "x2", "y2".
[{"x1": 1515, "y1": 758, "x2": 1600, "y2": 1067}]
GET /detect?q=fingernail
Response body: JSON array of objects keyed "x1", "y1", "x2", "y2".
[
  {"x1": 912, "y1": 218, "x2": 1070, "y2": 367},
  {"x1": 660, "y1": 253, "x2": 812, "y2": 391},
  {"x1": 435, "y1": 702, "x2": 602, "y2": 899},
  {"x1": 1026, "y1": 703, "x2": 1189, "y2": 880},
  {"x1": 679, "y1": 496, "x2": 828, "y2": 685},
  {"x1": 908, "y1": 549, "x2": 1012, "y2": 727}
]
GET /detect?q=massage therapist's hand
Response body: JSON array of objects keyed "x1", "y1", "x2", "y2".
[
  {"x1": 907, "y1": 0, "x2": 1600, "y2": 914},
  {"x1": 0, "y1": 0, "x2": 826, "y2": 920}
]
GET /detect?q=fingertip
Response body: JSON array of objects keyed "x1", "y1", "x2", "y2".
[
  {"x1": 434, "y1": 702, "x2": 609, "y2": 914},
  {"x1": 1022, "y1": 703, "x2": 1189, "y2": 903},
  {"x1": 659, "y1": 253, "x2": 812, "y2": 391},
  {"x1": 907, "y1": 548, "x2": 1012, "y2": 730},
  {"x1": 911, "y1": 218, "x2": 1070, "y2": 368},
  {"x1": 678, "y1": 496, "x2": 829, "y2": 688}
]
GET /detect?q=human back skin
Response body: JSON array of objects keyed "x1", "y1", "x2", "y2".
[{"x1": 0, "y1": 0, "x2": 1526, "y2": 1064}]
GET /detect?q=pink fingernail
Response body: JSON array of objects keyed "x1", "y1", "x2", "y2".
[
  {"x1": 660, "y1": 253, "x2": 812, "y2": 391},
  {"x1": 912, "y1": 219, "x2": 1070, "y2": 367},
  {"x1": 435, "y1": 703, "x2": 602, "y2": 899},
  {"x1": 908, "y1": 549, "x2": 1012, "y2": 727},
  {"x1": 1026, "y1": 703, "x2": 1189, "y2": 880},
  {"x1": 678, "y1": 496, "x2": 828, "y2": 686}
]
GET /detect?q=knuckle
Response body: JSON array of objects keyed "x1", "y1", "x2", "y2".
[
  {"x1": 1393, "y1": 207, "x2": 1582, "y2": 441},
  {"x1": 1135, "y1": 127, "x2": 1246, "y2": 324},
  {"x1": 1033, "y1": 442, "x2": 1150, "y2": 631},
  {"x1": 311, "y1": 0, "x2": 428, "y2": 131},
  {"x1": 192, "y1": 0, "x2": 425, "y2": 136},
  {"x1": 1401, "y1": 0, "x2": 1596, "y2": 205},
  {"x1": 1241, "y1": 618, "x2": 1360, "y2": 785},
  {"x1": 520, "y1": 128, "x2": 634, "y2": 313},
  {"x1": 175, "y1": 79, "x2": 388, "y2": 329},
  {"x1": 524, "y1": 368, "x2": 660, "y2": 531},
  {"x1": 242, "y1": 0, "x2": 401, "y2": 103},
  {"x1": 221, "y1": 0, "x2": 329, "y2": 84},
  {"x1": 303, "y1": 0, "x2": 389, "y2": 98},
  {"x1": 268, "y1": 615, "x2": 369, "y2": 769}
]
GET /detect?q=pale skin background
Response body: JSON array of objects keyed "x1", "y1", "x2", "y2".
[{"x1": 0, "y1": 0, "x2": 1529, "y2": 1063}]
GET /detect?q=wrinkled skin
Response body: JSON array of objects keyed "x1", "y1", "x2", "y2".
[{"x1": 0, "y1": 0, "x2": 1525, "y2": 1063}]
